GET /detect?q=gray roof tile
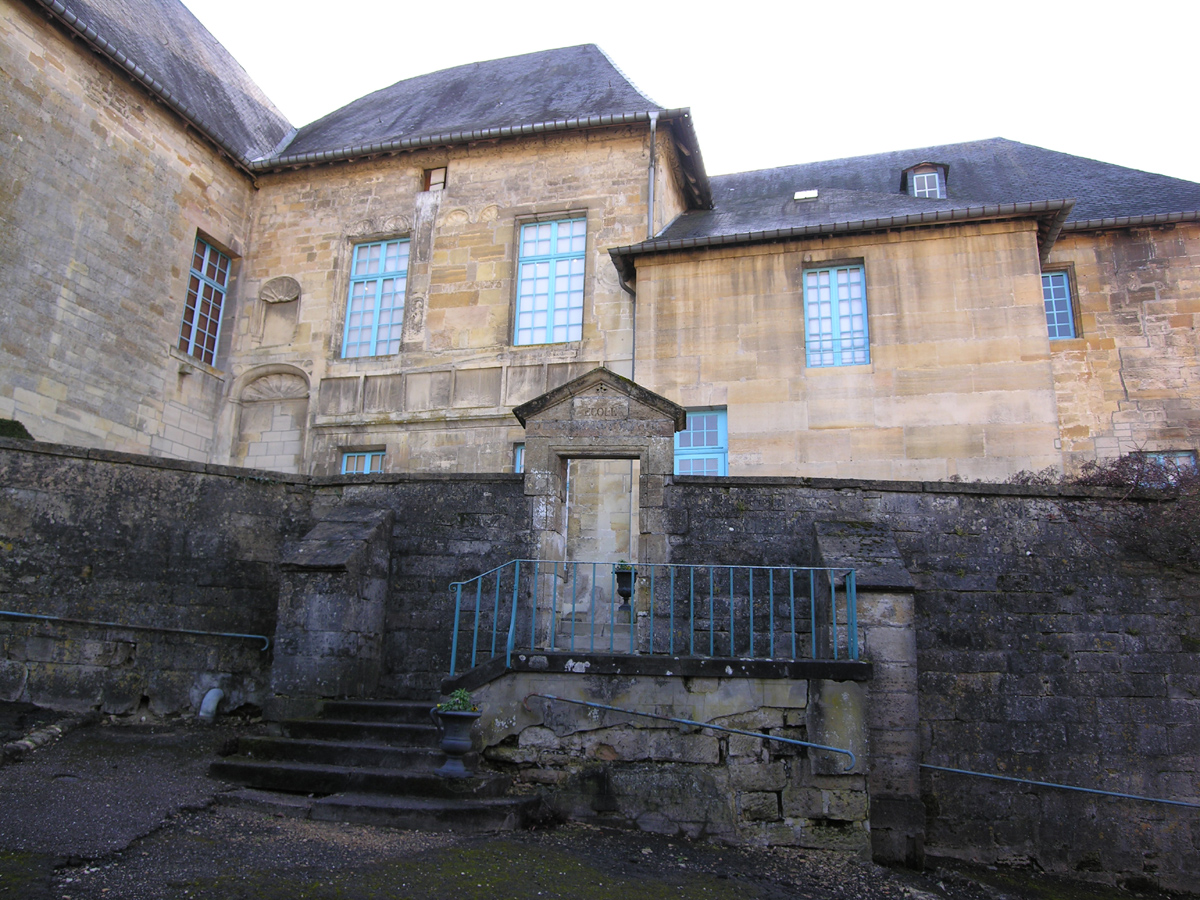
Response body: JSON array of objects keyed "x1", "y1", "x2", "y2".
[
  {"x1": 35, "y1": 0, "x2": 292, "y2": 163},
  {"x1": 279, "y1": 44, "x2": 660, "y2": 159},
  {"x1": 662, "y1": 138, "x2": 1200, "y2": 242}
]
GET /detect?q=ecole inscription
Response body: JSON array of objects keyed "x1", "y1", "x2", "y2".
[{"x1": 577, "y1": 404, "x2": 624, "y2": 418}]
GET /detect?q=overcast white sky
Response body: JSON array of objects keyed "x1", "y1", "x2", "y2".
[{"x1": 184, "y1": 0, "x2": 1200, "y2": 183}]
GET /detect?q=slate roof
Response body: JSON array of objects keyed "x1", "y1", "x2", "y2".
[
  {"x1": 279, "y1": 44, "x2": 658, "y2": 160},
  {"x1": 655, "y1": 138, "x2": 1200, "y2": 245},
  {"x1": 32, "y1": 0, "x2": 292, "y2": 164}
]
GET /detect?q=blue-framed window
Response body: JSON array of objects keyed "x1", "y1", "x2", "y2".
[
  {"x1": 804, "y1": 265, "x2": 870, "y2": 367},
  {"x1": 178, "y1": 237, "x2": 230, "y2": 366},
  {"x1": 675, "y1": 409, "x2": 728, "y2": 476},
  {"x1": 514, "y1": 218, "x2": 586, "y2": 345},
  {"x1": 514, "y1": 443, "x2": 525, "y2": 474},
  {"x1": 1133, "y1": 450, "x2": 1197, "y2": 485},
  {"x1": 342, "y1": 451, "x2": 385, "y2": 474},
  {"x1": 342, "y1": 239, "x2": 409, "y2": 358},
  {"x1": 1042, "y1": 271, "x2": 1076, "y2": 340}
]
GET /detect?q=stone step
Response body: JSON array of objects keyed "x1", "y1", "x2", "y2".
[
  {"x1": 217, "y1": 789, "x2": 541, "y2": 833},
  {"x1": 210, "y1": 758, "x2": 512, "y2": 799},
  {"x1": 321, "y1": 699, "x2": 437, "y2": 724},
  {"x1": 282, "y1": 719, "x2": 440, "y2": 747},
  {"x1": 235, "y1": 735, "x2": 446, "y2": 770},
  {"x1": 310, "y1": 793, "x2": 541, "y2": 832}
]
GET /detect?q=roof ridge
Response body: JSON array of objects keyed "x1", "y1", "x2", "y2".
[{"x1": 593, "y1": 44, "x2": 660, "y2": 109}]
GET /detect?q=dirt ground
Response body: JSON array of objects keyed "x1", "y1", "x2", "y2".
[{"x1": 0, "y1": 709, "x2": 1185, "y2": 900}]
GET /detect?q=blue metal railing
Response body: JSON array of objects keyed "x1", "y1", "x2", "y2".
[{"x1": 447, "y1": 560, "x2": 858, "y2": 675}]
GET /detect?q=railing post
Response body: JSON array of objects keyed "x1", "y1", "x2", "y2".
[
  {"x1": 530, "y1": 560, "x2": 540, "y2": 651},
  {"x1": 768, "y1": 568, "x2": 775, "y2": 660},
  {"x1": 808, "y1": 569, "x2": 816, "y2": 660},
  {"x1": 847, "y1": 568, "x2": 858, "y2": 660},
  {"x1": 589, "y1": 561, "x2": 597, "y2": 652},
  {"x1": 549, "y1": 561, "x2": 560, "y2": 651},
  {"x1": 748, "y1": 568, "x2": 755, "y2": 657},
  {"x1": 830, "y1": 571, "x2": 839, "y2": 661},
  {"x1": 450, "y1": 583, "x2": 463, "y2": 675},
  {"x1": 788, "y1": 569, "x2": 796, "y2": 661},
  {"x1": 688, "y1": 567, "x2": 695, "y2": 656},
  {"x1": 668, "y1": 566, "x2": 676, "y2": 655},
  {"x1": 505, "y1": 560, "x2": 521, "y2": 667},
  {"x1": 728, "y1": 566, "x2": 735, "y2": 657},
  {"x1": 648, "y1": 565, "x2": 656, "y2": 653},
  {"x1": 708, "y1": 567, "x2": 715, "y2": 657},
  {"x1": 471, "y1": 577, "x2": 483, "y2": 668},
  {"x1": 490, "y1": 567, "x2": 502, "y2": 658}
]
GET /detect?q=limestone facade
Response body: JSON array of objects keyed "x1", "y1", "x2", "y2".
[
  {"x1": 0, "y1": 0, "x2": 252, "y2": 461},
  {"x1": 3, "y1": 0, "x2": 1199, "y2": 483}
]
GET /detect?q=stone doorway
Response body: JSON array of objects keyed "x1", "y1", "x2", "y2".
[{"x1": 512, "y1": 367, "x2": 685, "y2": 568}]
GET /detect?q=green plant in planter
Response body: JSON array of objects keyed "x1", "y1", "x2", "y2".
[
  {"x1": 437, "y1": 688, "x2": 477, "y2": 712},
  {"x1": 615, "y1": 559, "x2": 633, "y2": 571}
]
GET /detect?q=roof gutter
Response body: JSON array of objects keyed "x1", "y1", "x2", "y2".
[
  {"x1": 31, "y1": 0, "x2": 260, "y2": 177},
  {"x1": 609, "y1": 199, "x2": 1077, "y2": 280},
  {"x1": 1061, "y1": 210, "x2": 1200, "y2": 232}
]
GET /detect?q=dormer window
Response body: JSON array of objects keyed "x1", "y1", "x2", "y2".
[{"x1": 902, "y1": 162, "x2": 948, "y2": 199}]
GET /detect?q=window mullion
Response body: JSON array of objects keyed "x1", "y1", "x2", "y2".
[
  {"x1": 545, "y1": 220, "x2": 559, "y2": 340},
  {"x1": 830, "y1": 269, "x2": 844, "y2": 367}
]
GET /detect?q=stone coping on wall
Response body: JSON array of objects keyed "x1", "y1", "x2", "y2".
[
  {"x1": 671, "y1": 473, "x2": 1166, "y2": 500},
  {"x1": 441, "y1": 650, "x2": 873, "y2": 694},
  {"x1": 0, "y1": 437, "x2": 520, "y2": 487},
  {"x1": 0, "y1": 436, "x2": 1168, "y2": 500}
]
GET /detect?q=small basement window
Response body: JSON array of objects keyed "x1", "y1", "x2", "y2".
[
  {"x1": 342, "y1": 451, "x2": 385, "y2": 474},
  {"x1": 424, "y1": 167, "x2": 447, "y2": 192}
]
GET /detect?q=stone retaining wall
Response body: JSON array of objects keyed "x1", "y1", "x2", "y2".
[
  {"x1": 0, "y1": 439, "x2": 308, "y2": 714},
  {"x1": 666, "y1": 476, "x2": 1200, "y2": 892},
  {"x1": 470, "y1": 658, "x2": 870, "y2": 848},
  {"x1": 1, "y1": 440, "x2": 1195, "y2": 888}
]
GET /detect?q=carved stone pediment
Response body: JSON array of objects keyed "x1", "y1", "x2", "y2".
[
  {"x1": 259, "y1": 276, "x2": 301, "y2": 304},
  {"x1": 242, "y1": 372, "x2": 309, "y2": 402},
  {"x1": 346, "y1": 215, "x2": 411, "y2": 238}
]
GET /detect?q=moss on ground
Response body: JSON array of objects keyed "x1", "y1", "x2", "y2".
[
  {"x1": 0, "y1": 850, "x2": 54, "y2": 898},
  {"x1": 178, "y1": 841, "x2": 754, "y2": 900}
]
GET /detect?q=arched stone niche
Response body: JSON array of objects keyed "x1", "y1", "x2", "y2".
[
  {"x1": 232, "y1": 366, "x2": 310, "y2": 474},
  {"x1": 258, "y1": 276, "x2": 301, "y2": 346},
  {"x1": 513, "y1": 367, "x2": 686, "y2": 565}
]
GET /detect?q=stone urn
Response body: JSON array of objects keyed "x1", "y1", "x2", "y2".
[
  {"x1": 430, "y1": 708, "x2": 481, "y2": 777},
  {"x1": 615, "y1": 565, "x2": 635, "y2": 611}
]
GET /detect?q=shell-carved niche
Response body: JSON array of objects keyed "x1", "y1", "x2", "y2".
[
  {"x1": 241, "y1": 372, "x2": 309, "y2": 402},
  {"x1": 259, "y1": 276, "x2": 301, "y2": 304},
  {"x1": 258, "y1": 276, "x2": 301, "y2": 345}
]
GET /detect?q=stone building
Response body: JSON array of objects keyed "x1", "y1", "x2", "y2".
[{"x1": 3, "y1": 0, "x2": 1200, "y2": 487}]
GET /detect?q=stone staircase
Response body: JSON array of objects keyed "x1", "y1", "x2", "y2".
[{"x1": 210, "y1": 698, "x2": 540, "y2": 831}]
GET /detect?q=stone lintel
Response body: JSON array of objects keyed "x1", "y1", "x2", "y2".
[{"x1": 442, "y1": 651, "x2": 872, "y2": 694}]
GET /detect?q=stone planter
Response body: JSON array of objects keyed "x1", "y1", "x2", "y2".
[{"x1": 430, "y1": 708, "x2": 481, "y2": 777}]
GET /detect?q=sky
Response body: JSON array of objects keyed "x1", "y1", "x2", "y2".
[{"x1": 183, "y1": 0, "x2": 1200, "y2": 184}]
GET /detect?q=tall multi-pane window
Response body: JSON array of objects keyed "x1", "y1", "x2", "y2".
[
  {"x1": 342, "y1": 239, "x2": 409, "y2": 358},
  {"x1": 675, "y1": 409, "x2": 728, "y2": 476},
  {"x1": 1042, "y1": 271, "x2": 1076, "y2": 340},
  {"x1": 342, "y1": 451, "x2": 385, "y2": 474},
  {"x1": 514, "y1": 218, "x2": 586, "y2": 345},
  {"x1": 804, "y1": 266, "x2": 870, "y2": 367},
  {"x1": 178, "y1": 237, "x2": 230, "y2": 366}
]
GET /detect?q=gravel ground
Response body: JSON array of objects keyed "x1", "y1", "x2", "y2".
[{"x1": 0, "y1": 710, "x2": 1181, "y2": 900}]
